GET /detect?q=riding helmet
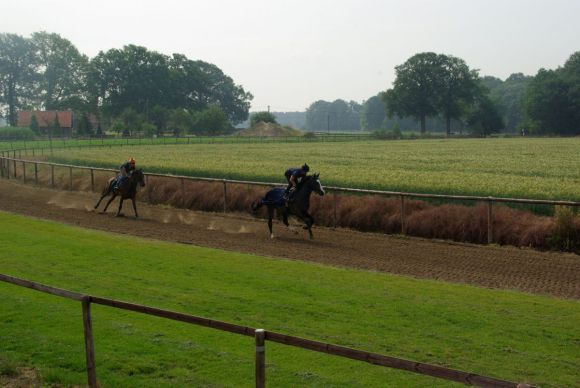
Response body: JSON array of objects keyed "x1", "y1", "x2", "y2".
[{"x1": 302, "y1": 163, "x2": 310, "y2": 172}]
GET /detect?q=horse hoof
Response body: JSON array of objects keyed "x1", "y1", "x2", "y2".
[
  {"x1": 116, "y1": 213, "x2": 124, "y2": 218},
  {"x1": 270, "y1": 234, "x2": 274, "y2": 239}
]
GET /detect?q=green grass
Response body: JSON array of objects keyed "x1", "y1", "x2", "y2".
[
  {"x1": 43, "y1": 137, "x2": 580, "y2": 201},
  {"x1": 0, "y1": 212, "x2": 578, "y2": 387}
]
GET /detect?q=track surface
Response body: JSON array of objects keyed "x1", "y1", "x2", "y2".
[{"x1": 0, "y1": 179, "x2": 578, "y2": 299}]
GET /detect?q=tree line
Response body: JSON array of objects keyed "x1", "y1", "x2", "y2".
[
  {"x1": 301, "y1": 51, "x2": 579, "y2": 136},
  {"x1": 0, "y1": 32, "x2": 253, "y2": 135}
]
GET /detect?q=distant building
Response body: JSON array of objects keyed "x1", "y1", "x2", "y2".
[{"x1": 17, "y1": 110, "x2": 99, "y2": 136}]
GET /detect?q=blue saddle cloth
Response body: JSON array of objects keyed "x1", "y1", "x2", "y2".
[{"x1": 261, "y1": 188, "x2": 285, "y2": 207}]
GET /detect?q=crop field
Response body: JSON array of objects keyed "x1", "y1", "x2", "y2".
[
  {"x1": 1, "y1": 211, "x2": 578, "y2": 387},
  {"x1": 44, "y1": 137, "x2": 580, "y2": 200}
]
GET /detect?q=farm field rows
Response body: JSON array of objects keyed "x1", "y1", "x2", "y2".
[
  {"x1": 44, "y1": 137, "x2": 580, "y2": 200},
  {"x1": 1, "y1": 210, "x2": 578, "y2": 387}
]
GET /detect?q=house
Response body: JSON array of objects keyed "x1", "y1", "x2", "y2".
[
  {"x1": 17, "y1": 110, "x2": 100, "y2": 136},
  {"x1": 17, "y1": 110, "x2": 74, "y2": 136}
]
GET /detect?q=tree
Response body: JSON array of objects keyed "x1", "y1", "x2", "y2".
[
  {"x1": 466, "y1": 94, "x2": 503, "y2": 137},
  {"x1": 0, "y1": 33, "x2": 39, "y2": 126},
  {"x1": 383, "y1": 52, "x2": 443, "y2": 134},
  {"x1": 149, "y1": 105, "x2": 170, "y2": 135},
  {"x1": 481, "y1": 73, "x2": 532, "y2": 132},
  {"x1": 305, "y1": 99, "x2": 361, "y2": 131},
  {"x1": 168, "y1": 108, "x2": 192, "y2": 136},
  {"x1": 76, "y1": 112, "x2": 92, "y2": 136},
  {"x1": 436, "y1": 55, "x2": 479, "y2": 136},
  {"x1": 192, "y1": 104, "x2": 231, "y2": 135},
  {"x1": 29, "y1": 114, "x2": 39, "y2": 133},
  {"x1": 31, "y1": 32, "x2": 90, "y2": 111},
  {"x1": 250, "y1": 111, "x2": 277, "y2": 126},
  {"x1": 524, "y1": 68, "x2": 577, "y2": 135},
  {"x1": 360, "y1": 94, "x2": 387, "y2": 130}
]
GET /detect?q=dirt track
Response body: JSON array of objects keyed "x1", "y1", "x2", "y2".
[{"x1": 0, "y1": 179, "x2": 579, "y2": 299}]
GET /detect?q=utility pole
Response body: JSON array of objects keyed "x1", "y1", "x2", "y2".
[
  {"x1": 267, "y1": 105, "x2": 270, "y2": 113},
  {"x1": 327, "y1": 114, "x2": 330, "y2": 134}
]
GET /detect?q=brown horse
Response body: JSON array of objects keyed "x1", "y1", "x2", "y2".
[{"x1": 94, "y1": 169, "x2": 145, "y2": 217}]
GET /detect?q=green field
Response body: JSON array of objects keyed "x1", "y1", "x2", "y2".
[
  {"x1": 42, "y1": 137, "x2": 580, "y2": 201},
  {"x1": 0, "y1": 211, "x2": 577, "y2": 387}
]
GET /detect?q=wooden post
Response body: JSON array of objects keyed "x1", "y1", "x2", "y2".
[
  {"x1": 13, "y1": 159, "x2": 16, "y2": 178},
  {"x1": 181, "y1": 178, "x2": 185, "y2": 207},
  {"x1": 223, "y1": 180, "x2": 227, "y2": 213},
  {"x1": 333, "y1": 191, "x2": 338, "y2": 228},
  {"x1": 6, "y1": 158, "x2": 9, "y2": 180},
  {"x1": 487, "y1": 198, "x2": 493, "y2": 244},
  {"x1": 255, "y1": 329, "x2": 265, "y2": 388},
  {"x1": 400, "y1": 195, "x2": 406, "y2": 235},
  {"x1": 81, "y1": 297, "x2": 98, "y2": 388},
  {"x1": 22, "y1": 161, "x2": 26, "y2": 183},
  {"x1": 34, "y1": 163, "x2": 38, "y2": 185},
  {"x1": 69, "y1": 167, "x2": 73, "y2": 191},
  {"x1": 51, "y1": 165, "x2": 55, "y2": 188},
  {"x1": 90, "y1": 169, "x2": 95, "y2": 192}
]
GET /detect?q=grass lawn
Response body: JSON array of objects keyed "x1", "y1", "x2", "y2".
[
  {"x1": 45, "y1": 137, "x2": 580, "y2": 201},
  {"x1": 0, "y1": 211, "x2": 578, "y2": 387}
]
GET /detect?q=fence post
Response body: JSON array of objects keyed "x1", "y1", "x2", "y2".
[
  {"x1": 333, "y1": 191, "x2": 338, "y2": 228},
  {"x1": 34, "y1": 163, "x2": 38, "y2": 185},
  {"x1": 51, "y1": 165, "x2": 55, "y2": 188},
  {"x1": 22, "y1": 161, "x2": 26, "y2": 183},
  {"x1": 400, "y1": 195, "x2": 406, "y2": 235},
  {"x1": 6, "y1": 158, "x2": 10, "y2": 180},
  {"x1": 13, "y1": 159, "x2": 16, "y2": 178},
  {"x1": 223, "y1": 180, "x2": 227, "y2": 213},
  {"x1": 255, "y1": 329, "x2": 265, "y2": 388},
  {"x1": 81, "y1": 297, "x2": 98, "y2": 388},
  {"x1": 181, "y1": 178, "x2": 185, "y2": 207},
  {"x1": 69, "y1": 167, "x2": 73, "y2": 191},
  {"x1": 487, "y1": 198, "x2": 493, "y2": 244},
  {"x1": 90, "y1": 169, "x2": 95, "y2": 192}
]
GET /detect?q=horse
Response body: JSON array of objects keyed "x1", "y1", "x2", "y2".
[
  {"x1": 252, "y1": 173, "x2": 325, "y2": 239},
  {"x1": 94, "y1": 169, "x2": 145, "y2": 218}
]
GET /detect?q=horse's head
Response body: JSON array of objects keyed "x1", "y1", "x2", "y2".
[
  {"x1": 307, "y1": 173, "x2": 325, "y2": 196},
  {"x1": 133, "y1": 169, "x2": 146, "y2": 187}
]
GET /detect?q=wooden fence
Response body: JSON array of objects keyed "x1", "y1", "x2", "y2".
[
  {"x1": 1, "y1": 155, "x2": 580, "y2": 245},
  {"x1": 0, "y1": 273, "x2": 534, "y2": 388}
]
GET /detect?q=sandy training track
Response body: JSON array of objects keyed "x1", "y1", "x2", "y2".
[{"x1": 0, "y1": 179, "x2": 579, "y2": 299}]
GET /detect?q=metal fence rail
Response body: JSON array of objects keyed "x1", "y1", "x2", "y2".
[
  {"x1": 0, "y1": 273, "x2": 534, "y2": 388},
  {"x1": 1, "y1": 155, "x2": 579, "y2": 245}
]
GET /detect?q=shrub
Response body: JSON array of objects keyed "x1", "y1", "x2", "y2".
[
  {"x1": 0, "y1": 127, "x2": 35, "y2": 140},
  {"x1": 250, "y1": 111, "x2": 277, "y2": 127}
]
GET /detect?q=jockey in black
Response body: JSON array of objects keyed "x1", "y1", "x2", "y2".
[
  {"x1": 284, "y1": 163, "x2": 310, "y2": 202},
  {"x1": 115, "y1": 157, "x2": 136, "y2": 191}
]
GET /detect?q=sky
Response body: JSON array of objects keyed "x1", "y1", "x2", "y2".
[{"x1": 2, "y1": 0, "x2": 579, "y2": 112}]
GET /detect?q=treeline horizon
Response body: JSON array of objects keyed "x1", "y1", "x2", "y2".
[
  {"x1": 1, "y1": 31, "x2": 578, "y2": 137},
  {"x1": 254, "y1": 51, "x2": 580, "y2": 137}
]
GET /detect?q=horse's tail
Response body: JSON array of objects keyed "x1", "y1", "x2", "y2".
[{"x1": 251, "y1": 199, "x2": 263, "y2": 213}]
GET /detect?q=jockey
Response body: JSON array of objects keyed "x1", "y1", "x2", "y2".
[
  {"x1": 284, "y1": 163, "x2": 310, "y2": 201},
  {"x1": 115, "y1": 157, "x2": 136, "y2": 191}
]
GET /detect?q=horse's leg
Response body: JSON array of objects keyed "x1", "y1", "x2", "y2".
[
  {"x1": 282, "y1": 209, "x2": 298, "y2": 234},
  {"x1": 267, "y1": 206, "x2": 274, "y2": 238},
  {"x1": 131, "y1": 197, "x2": 138, "y2": 218},
  {"x1": 102, "y1": 193, "x2": 117, "y2": 213},
  {"x1": 94, "y1": 194, "x2": 107, "y2": 209},
  {"x1": 116, "y1": 198, "x2": 124, "y2": 217},
  {"x1": 303, "y1": 211, "x2": 315, "y2": 239}
]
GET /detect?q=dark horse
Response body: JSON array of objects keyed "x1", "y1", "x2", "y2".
[
  {"x1": 252, "y1": 174, "x2": 325, "y2": 239},
  {"x1": 94, "y1": 169, "x2": 145, "y2": 217}
]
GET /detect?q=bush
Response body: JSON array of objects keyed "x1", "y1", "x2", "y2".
[
  {"x1": 549, "y1": 206, "x2": 580, "y2": 251},
  {"x1": 0, "y1": 127, "x2": 35, "y2": 140},
  {"x1": 303, "y1": 131, "x2": 316, "y2": 139},
  {"x1": 250, "y1": 111, "x2": 277, "y2": 127}
]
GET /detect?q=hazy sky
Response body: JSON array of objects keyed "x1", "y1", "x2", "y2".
[{"x1": 2, "y1": 0, "x2": 579, "y2": 111}]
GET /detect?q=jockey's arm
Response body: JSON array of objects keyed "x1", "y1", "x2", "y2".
[{"x1": 289, "y1": 175, "x2": 297, "y2": 187}]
